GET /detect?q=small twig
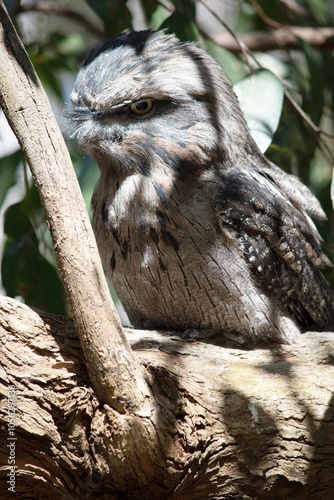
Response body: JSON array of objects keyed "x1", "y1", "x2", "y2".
[
  {"x1": 283, "y1": 87, "x2": 330, "y2": 139},
  {"x1": 199, "y1": 0, "x2": 253, "y2": 71},
  {"x1": 247, "y1": 0, "x2": 282, "y2": 29},
  {"x1": 278, "y1": 0, "x2": 308, "y2": 18},
  {"x1": 284, "y1": 90, "x2": 334, "y2": 164}
]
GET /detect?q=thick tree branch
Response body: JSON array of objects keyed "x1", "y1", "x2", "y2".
[
  {"x1": 212, "y1": 26, "x2": 334, "y2": 53},
  {"x1": 1, "y1": 296, "x2": 334, "y2": 499},
  {"x1": 0, "y1": 1, "x2": 152, "y2": 414}
]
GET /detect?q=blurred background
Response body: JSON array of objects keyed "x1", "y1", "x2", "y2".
[{"x1": 0, "y1": 0, "x2": 333, "y2": 317}]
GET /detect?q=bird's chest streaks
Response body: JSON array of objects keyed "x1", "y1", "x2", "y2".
[
  {"x1": 95, "y1": 172, "x2": 198, "y2": 270},
  {"x1": 96, "y1": 172, "x2": 177, "y2": 253},
  {"x1": 102, "y1": 174, "x2": 149, "y2": 231},
  {"x1": 93, "y1": 173, "x2": 256, "y2": 331}
]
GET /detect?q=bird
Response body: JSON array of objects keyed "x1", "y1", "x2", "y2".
[{"x1": 68, "y1": 29, "x2": 334, "y2": 344}]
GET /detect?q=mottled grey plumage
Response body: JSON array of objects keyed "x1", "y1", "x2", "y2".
[{"x1": 69, "y1": 29, "x2": 334, "y2": 343}]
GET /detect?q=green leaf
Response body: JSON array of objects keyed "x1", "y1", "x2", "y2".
[
  {"x1": 55, "y1": 32, "x2": 85, "y2": 56},
  {"x1": 138, "y1": 0, "x2": 157, "y2": 23},
  {"x1": 159, "y1": 12, "x2": 199, "y2": 42},
  {"x1": 205, "y1": 39, "x2": 247, "y2": 85},
  {"x1": 28, "y1": 34, "x2": 80, "y2": 99},
  {"x1": 175, "y1": 0, "x2": 196, "y2": 21},
  {"x1": 0, "y1": 150, "x2": 22, "y2": 208},
  {"x1": 151, "y1": 4, "x2": 170, "y2": 30},
  {"x1": 85, "y1": 0, "x2": 132, "y2": 37},
  {"x1": 301, "y1": 40, "x2": 325, "y2": 126},
  {"x1": 234, "y1": 69, "x2": 284, "y2": 153},
  {"x1": 74, "y1": 154, "x2": 100, "y2": 211},
  {"x1": 305, "y1": 0, "x2": 330, "y2": 24},
  {"x1": 330, "y1": 166, "x2": 334, "y2": 211},
  {"x1": 2, "y1": 201, "x2": 68, "y2": 315}
]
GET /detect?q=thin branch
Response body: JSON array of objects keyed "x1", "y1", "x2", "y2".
[
  {"x1": 0, "y1": 1, "x2": 153, "y2": 415},
  {"x1": 199, "y1": 0, "x2": 254, "y2": 71},
  {"x1": 278, "y1": 0, "x2": 308, "y2": 18},
  {"x1": 247, "y1": 0, "x2": 282, "y2": 29},
  {"x1": 284, "y1": 90, "x2": 334, "y2": 164},
  {"x1": 196, "y1": 3, "x2": 334, "y2": 165},
  {"x1": 212, "y1": 26, "x2": 334, "y2": 53},
  {"x1": 240, "y1": 46, "x2": 334, "y2": 160},
  {"x1": 18, "y1": 1, "x2": 104, "y2": 37}
]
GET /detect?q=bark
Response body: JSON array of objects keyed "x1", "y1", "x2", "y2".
[
  {"x1": 0, "y1": 1, "x2": 152, "y2": 414},
  {"x1": 0, "y1": 295, "x2": 334, "y2": 499}
]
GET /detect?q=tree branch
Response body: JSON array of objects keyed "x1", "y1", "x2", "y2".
[
  {"x1": 247, "y1": 0, "x2": 282, "y2": 29},
  {"x1": 18, "y1": 1, "x2": 104, "y2": 37},
  {"x1": 212, "y1": 26, "x2": 334, "y2": 53},
  {"x1": 199, "y1": 0, "x2": 253, "y2": 70},
  {"x1": 0, "y1": 1, "x2": 152, "y2": 414},
  {"x1": 1, "y1": 295, "x2": 334, "y2": 498}
]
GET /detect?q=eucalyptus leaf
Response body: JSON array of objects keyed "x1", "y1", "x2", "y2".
[
  {"x1": 234, "y1": 69, "x2": 284, "y2": 153},
  {"x1": 138, "y1": 0, "x2": 157, "y2": 23},
  {"x1": 85, "y1": 0, "x2": 132, "y2": 36},
  {"x1": 0, "y1": 149, "x2": 21, "y2": 208},
  {"x1": 2, "y1": 201, "x2": 68, "y2": 315},
  {"x1": 205, "y1": 39, "x2": 247, "y2": 85},
  {"x1": 331, "y1": 166, "x2": 334, "y2": 211},
  {"x1": 175, "y1": 0, "x2": 196, "y2": 21},
  {"x1": 151, "y1": 4, "x2": 170, "y2": 30},
  {"x1": 159, "y1": 12, "x2": 199, "y2": 42}
]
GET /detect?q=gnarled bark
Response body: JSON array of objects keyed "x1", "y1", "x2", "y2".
[{"x1": 1, "y1": 295, "x2": 334, "y2": 499}]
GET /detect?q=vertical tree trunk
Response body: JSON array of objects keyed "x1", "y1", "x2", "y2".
[{"x1": 0, "y1": 0, "x2": 152, "y2": 414}]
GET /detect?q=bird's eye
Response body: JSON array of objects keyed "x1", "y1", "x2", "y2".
[{"x1": 129, "y1": 99, "x2": 154, "y2": 116}]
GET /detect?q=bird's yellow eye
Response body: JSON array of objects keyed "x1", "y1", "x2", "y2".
[{"x1": 130, "y1": 99, "x2": 154, "y2": 116}]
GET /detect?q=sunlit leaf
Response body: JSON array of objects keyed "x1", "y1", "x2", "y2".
[
  {"x1": 234, "y1": 69, "x2": 284, "y2": 153},
  {"x1": 306, "y1": 0, "x2": 330, "y2": 24},
  {"x1": 151, "y1": 4, "x2": 170, "y2": 30}
]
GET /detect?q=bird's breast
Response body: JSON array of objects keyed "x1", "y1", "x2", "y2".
[{"x1": 91, "y1": 171, "x2": 255, "y2": 331}]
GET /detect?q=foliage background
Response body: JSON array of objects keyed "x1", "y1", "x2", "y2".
[{"x1": 0, "y1": 0, "x2": 333, "y2": 316}]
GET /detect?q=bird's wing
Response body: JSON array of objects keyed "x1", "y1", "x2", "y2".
[{"x1": 212, "y1": 165, "x2": 333, "y2": 328}]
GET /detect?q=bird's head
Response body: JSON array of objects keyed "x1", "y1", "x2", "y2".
[{"x1": 69, "y1": 30, "x2": 260, "y2": 176}]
